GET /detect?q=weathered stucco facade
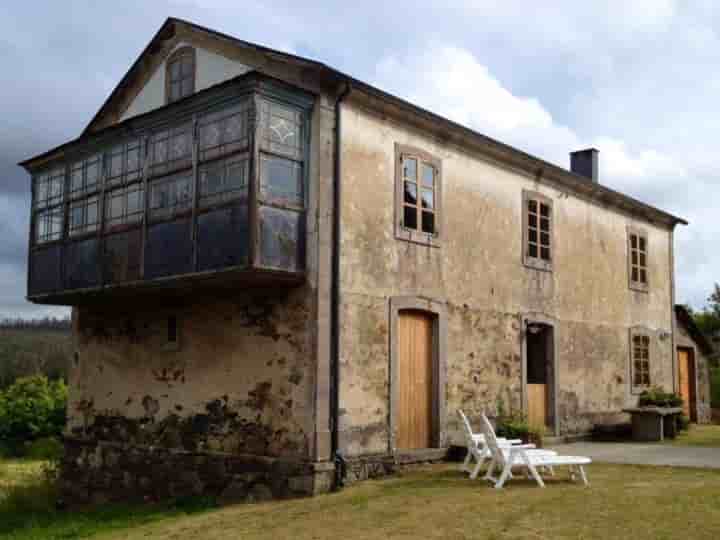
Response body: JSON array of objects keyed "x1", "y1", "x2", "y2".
[
  {"x1": 336, "y1": 98, "x2": 676, "y2": 457},
  {"x1": 21, "y1": 18, "x2": 702, "y2": 503}
]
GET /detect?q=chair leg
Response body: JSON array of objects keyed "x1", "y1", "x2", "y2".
[
  {"x1": 461, "y1": 451, "x2": 472, "y2": 473},
  {"x1": 470, "y1": 456, "x2": 484, "y2": 480},
  {"x1": 527, "y1": 463, "x2": 546, "y2": 488},
  {"x1": 578, "y1": 466, "x2": 589, "y2": 487},
  {"x1": 483, "y1": 457, "x2": 497, "y2": 481},
  {"x1": 494, "y1": 463, "x2": 513, "y2": 489}
]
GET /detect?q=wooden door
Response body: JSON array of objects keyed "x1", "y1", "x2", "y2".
[
  {"x1": 677, "y1": 349, "x2": 695, "y2": 421},
  {"x1": 527, "y1": 384, "x2": 547, "y2": 429},
  {"x1": 398, "y1": 311, "x2": 434, "y2": 450}
]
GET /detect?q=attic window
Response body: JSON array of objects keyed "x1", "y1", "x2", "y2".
[{"x1": 165, "y1": 47, "x2": 196, "y2": 104}]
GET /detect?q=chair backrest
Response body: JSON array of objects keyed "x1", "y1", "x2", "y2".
[
  {"x1": 457, "y1": 410, "x2": 475, "y2": 446},
  {"x1": 480, "y1": 414, "x2": 507, "y2": 466}
]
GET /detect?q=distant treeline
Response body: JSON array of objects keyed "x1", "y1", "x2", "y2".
[
  {"x1": 0, "y1": 316, "x2": 71, "y2": 331},
  {"x1": 0, "y1": 320, "x2": 72, "y2": 389}
]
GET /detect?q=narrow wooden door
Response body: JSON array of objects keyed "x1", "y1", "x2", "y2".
[
  {"x1": 677, "y1": 350, "x2": 695, "y2": 420},
  {"x1": 527, "y1": 384, "x2": 547, "y2": 429},
  {"x1": 398, "y1": 311, "x2": 434, "y2": 450}
]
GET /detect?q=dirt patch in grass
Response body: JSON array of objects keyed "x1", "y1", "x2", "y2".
[{"x1": 94, "y1": 463, "x2": 720, "y2": 540}]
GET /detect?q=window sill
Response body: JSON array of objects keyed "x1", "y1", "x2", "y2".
[
  {"x1": 395, "y1": 228, "x2": 441, "y2": 248},
  {"x1": 629, "y1": 283, "x2": 649, "y2": 294},
  {"x1": 631, "y1": 386, "x2": 650, "y2": 396},
  {"x1": 523, "y1": 258, "x2": 553, "y2": 273}
]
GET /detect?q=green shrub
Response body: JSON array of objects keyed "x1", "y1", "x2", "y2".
[
  {"x1": 638, "y1": 386, "x2": 683, "y2": 408},
  {"x1": 0, "y1": 375, "x2": 67, "y2": 456},
  {"x1": 677, "y1": 415, "x2": 691, "y2": 432},
  {"x1": 26, "y1": 437, "x2": 64, "y2": 461}
]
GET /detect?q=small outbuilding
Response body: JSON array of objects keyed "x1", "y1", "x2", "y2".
[{"x1": 674, "y1": 305, "x2": 715, "y2": 423}]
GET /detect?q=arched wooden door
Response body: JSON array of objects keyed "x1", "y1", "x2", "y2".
[{"x1": 397, "y1": 310, "x2": 434, "y2": 450}]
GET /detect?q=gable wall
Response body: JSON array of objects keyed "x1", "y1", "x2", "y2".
[
  {"x1": 119, "y1": 42, "x2": 252, "y2": 121},
  {"x1": 337, "y1": 100, "x2": 675, "y2": 455}
]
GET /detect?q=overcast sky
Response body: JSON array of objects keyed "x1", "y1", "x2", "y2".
[{"x1": 1, "y1": 1, "x2": 717, "y2": 318}]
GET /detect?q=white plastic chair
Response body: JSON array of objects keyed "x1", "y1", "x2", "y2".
[
  {"x1": 480, "y1": 414, "x2": 591, "y2": 488},
  {"x1": 457, "y1": 410, "x2": 552, "y2": 480}
]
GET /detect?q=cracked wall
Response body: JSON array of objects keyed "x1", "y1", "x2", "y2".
[{"x1": 337, "y1": 100, "x2": 675, "y2": 454}]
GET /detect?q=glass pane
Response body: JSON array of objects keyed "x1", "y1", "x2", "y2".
[
  {"x1": 181, "y1": 77, "x2": 193, "y2": 98},
  {"x1": 639, "y1": 253, "x2": 646, "y2": 267},
  {"x1": 639, "y1": 237, "x2": 646, "y2": 252},
  {"x1": 150, "y1": 173, "x2": 193, "y2": 218},
  {"x1": 86, "y1": 159, "x2": 100, "y2": 189},
  {"x1": 632, "y1": 268, "x2": 639, "y2": 282},
  {"x1": 110, "y1": 152, "x2": 123, "y2": 178},
  {"x1": 260, "y1": 156, "x2": 303, "y2": 206},
  {"x1": 540, "y1": 232, "x2": 550, "y2": 247},
  {"x1": 422, "y1": 211, "x2": 435, "y2": 234},
  {"x1": 70, "y1": 205, "x2": 83, "y2": 229},
  {"x1": 259, "y1": 100, "x2": 303, "y2": 159},
  {"x1": 202, "y1": 163, "x2": 224, "y2": 195},
  {"x1": 169, "y1": 60, "x2": 181, "y2": 80},
  {"x1": 528, "y1": 244, "x2": 538, "y2": 258},
  {"x1": 108, "y1": 194, "x2": 123, "y2": 220},
  {"x1": 631, "y1": 252, "x2": 638, "y2": 264},
  {"x1": 421, "y1": 188, "x2": 434, "y2": 209},
  {"x1": 642, "y1": 336, "x2": 650, "y2": 347},
  {"x1": 127, "y1": 145, "x2": 140, "y2": 172},
  {"x1": 224, "y1": 113, "x2": 244, "y2": 143},
  {"x1": 201, "y1": 122, "x2": 222, "y2": 149},
  {"x1": 529, "y1": 229, "x2": 537, "y2": 243},
  {"x1": 181, "y1": 57, "x2": 193, "y2": 77},
  {"x1": 403, "y1": 158, "x2": 417, "y2": 181},
  {"x1": 528, "y1": 200, "x2": 537, "y2": 213},
  {"x1": 403, "y1": 205, "x2": 417, "y2": 230},
  {"x1": 87, "y1": 199, "x2": 98, "y2": 225},
  {"x1": 127, "y1": 188, "x2": 143, "y2": 215},
  {"x1": 259, "y1": 206, "x2": 304, "y2": 271},
  {"x1": 226, "y1": 160, "x2": 247, "y2": 191},
  {"x1": 631, "y1": 235, "x2": 638, "y2": 249},
  {"x1": 541, "y1": 247, "x2": 551, "y2": 261},
  {"x1": 540, "y1": 217, "x2": 550, "y2": 232},
  {"x1": 404, "y1": 182, "x2": 417, "y2": 205},
  {"x1": 639, "y1": 269, "x2": 647, "y2": 284},
  {"x1": 71, "y1": 167, "x2": 83, "y2": 193},
  {"x1": 540, "y1": 203, "x2": 550, "y2": 217},
  {"x1": 421, "y1": 163, "x2": 434, "y2": 188}
]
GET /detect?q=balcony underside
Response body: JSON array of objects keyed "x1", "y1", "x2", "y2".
[{"x1": 28, "y1": 265, "x2": 305, "y2": 307}]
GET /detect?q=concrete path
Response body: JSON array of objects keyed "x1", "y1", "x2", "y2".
[{"x1": 549, "y1": 441, "x2": 720, "y2": 469}]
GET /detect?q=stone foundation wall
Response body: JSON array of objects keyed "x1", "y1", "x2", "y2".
[{"x1": 60, "y1": 437, "x2": 334, "y2": 506}]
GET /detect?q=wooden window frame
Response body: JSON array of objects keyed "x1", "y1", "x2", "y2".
[
  {"x1": 522, "y1": 190, "x2": 553, "y2": 272},
  {"x1": 629, "y1": 327, "x2": 652, "y2": 393},
  {"x1": 394, "y1": 143, "x2": 442, "y2": 247},
  {"x1": 628, "y1": 227, "x2": 649, "y2": 292},
  {"x1": 165, "y1": 46, "x2": 196, "y2": 105}
]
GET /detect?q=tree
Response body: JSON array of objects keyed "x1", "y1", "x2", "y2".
[{"x1": 692, "y1": 283, "x2": 720, "y2": 337}]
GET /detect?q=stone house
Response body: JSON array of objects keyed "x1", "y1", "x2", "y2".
[{"x1": 19, "y1": 18, "x2": 703, "y2": 503}]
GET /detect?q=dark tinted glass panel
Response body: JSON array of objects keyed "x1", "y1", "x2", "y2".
[
  {"x1": 149, "y1": 172, "x2": 193, "y2": 220},
  {"x1": 421, "y1": 211, "x2": 435, "y2": 234},
  {"x1": 198, "y1": 102, "x2": 251, "y2": 161},
  {"x1": 35, "y1": 207, "x2": 63, "y2": 244},
  {"x1": 197, "y1": 205, "x2": 249, "y2": 271},
  {"x1": 199, "y1": 158, "x2": 248, "y2": 207},
  {"x1": 64, "y1": 238, "x2": 100, "y2": 290},
  {"x1": 145, "y1": 219, "x2": 193, "y2": 279},
  {"x1": 149, "y1": 124, "x2": 193, "y2": 176},
  {"x1": 103, "y1": 229, "x2": 142, "y2": 284},
  {"x1": 404, "y1": 182, "x2": 417, "y2": 205},
  {"x1": 260, "y1": 156, "x2": 303, "y2": 206},
  {"x1": 404, "y1": 206, "x2": 417, "y2": 230},
  {"x1": 29, "y1": 245, "x2": 62, "y2": 295},
  {"x1": 259, "y1": 205, "x2": 304, "y2": 271}
]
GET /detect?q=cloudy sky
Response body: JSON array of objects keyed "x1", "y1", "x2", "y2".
[{"x1": 1, "y1": 1, "x2": 717, "y2": 317}]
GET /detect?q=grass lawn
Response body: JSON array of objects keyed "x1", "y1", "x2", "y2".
[
  {"x1": 4, "y1": 459, "x2": 720, "y2": 540},
  {"x1": 670, "y1": 424, "x2": 720, "y2": 447}
]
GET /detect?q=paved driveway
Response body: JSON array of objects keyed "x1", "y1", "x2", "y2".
[{"x1": 549, "y1": 441, "x2": 720, "y2": 469}]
